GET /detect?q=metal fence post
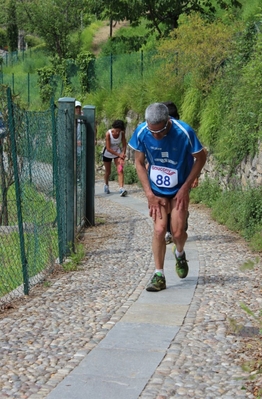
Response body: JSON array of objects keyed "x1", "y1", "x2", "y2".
[
  {"x1": 110, "y1": 53, "x2": 113, "y2": 91},
  {"x1": 27, "y1": 73, "x2": 30, "y2": 105},
  {"x1": 83, "y1": 105, "x2": 95, "y2": 226},
  {"x1": 57, "y1": 97, "x2": 75, "y2": 258},
  {"x1": 7, "y1": 87, "x2": 29, "y2": 295},
  {"x1": 141, "y1": 50, "x2": 144, "y2": 77}
]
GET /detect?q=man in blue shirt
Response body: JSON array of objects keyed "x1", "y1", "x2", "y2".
[{"x1": 129, "y1": 103, "x2": 206, "y2": 291}]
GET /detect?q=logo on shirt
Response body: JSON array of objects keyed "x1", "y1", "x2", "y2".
[{"x1": 151, "y1": 165, "x2": 176, "y2": 176}]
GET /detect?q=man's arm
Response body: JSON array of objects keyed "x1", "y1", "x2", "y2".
[
  {"x1": 175, "y1": 148, "x2": 207, "y2": 210},
  {"x1": 135, "y1": 151, "x2": 166, "y2": 219},
  {"x1": 135, "y1": 151, "x2": 152, "y2": 198},
  {"x1": 183, "y1": 148, "x2": 207, "y2": 190}
]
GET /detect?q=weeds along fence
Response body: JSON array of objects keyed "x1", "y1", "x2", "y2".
[
  {"x1": 0, "y1": 90, "x2": 95, "y2": 306},
  {"x1": 0, "y1": 72, "x2": 64, "y2": 107},
  {"x1": 0, "y1": 50, "x2": 165, "y2": 104},
  {"x1": 0, "y1": 49, "x2": 34, "y2": 67}
]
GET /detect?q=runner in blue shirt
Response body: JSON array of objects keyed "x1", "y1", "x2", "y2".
[{"x1": 128, "y1": 102, "x2": 206, "y2": 291}]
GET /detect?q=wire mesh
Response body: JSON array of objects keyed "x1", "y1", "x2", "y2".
[
  {"x1": 0, "y1": 92, "x2": 95, "y2": 305},
  {"x1": 0, "y1": 95, "x2": 59, "y2": 304},
  {"x1": 1, "y1": 50, "x2": 166, "y2": 103}
]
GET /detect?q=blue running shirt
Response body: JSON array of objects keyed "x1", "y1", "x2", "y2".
[{"x1": 128, "y1": 119, "x2": 203, "y2": 196}]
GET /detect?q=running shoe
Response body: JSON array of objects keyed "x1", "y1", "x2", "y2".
[
  {"x1": 172, "y1": 247, "x2": 189, "y2": 279},
  {"x1": 165, "y1": 232, "x2": 172, "y2": 245},
  {"x1": 146, "y1": 273, "x2": 166, "y2": 292},
  {"x1": 104, "y1": 184, "x2": 110, "y2": 194},
  {"x1": 119, "y1": 188, "x2": 127, "y2": 197}
]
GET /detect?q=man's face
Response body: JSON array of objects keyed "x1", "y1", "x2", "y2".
[
  {"x1": 75, "y1": 106, "x2": 81, "y2": 115},
  {"x1": 147, "y1": 120, "x2": 169, "y2": 139}
]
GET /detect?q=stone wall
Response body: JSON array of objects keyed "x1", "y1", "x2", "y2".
[{"x1": 202, "y1": 141, "x2": 262, "y2": 189}]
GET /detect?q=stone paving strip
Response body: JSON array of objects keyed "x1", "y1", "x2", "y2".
[
  {"x1": 0, "y1": 180, "x2": 261, "y2": 398},
  {"x1": 138, "y1": 205, "x2": 261, "y2": 399}
]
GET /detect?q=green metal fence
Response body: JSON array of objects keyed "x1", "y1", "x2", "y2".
[
  {"x1": 0, "y1": 90, "x2": 95, "y2": 305},
  {"x1": 0, "y1": 72, "x2": 64, "y2": 107},
  {"x1": 0, "y1": 50, "x2": 165, "y2": 104}
]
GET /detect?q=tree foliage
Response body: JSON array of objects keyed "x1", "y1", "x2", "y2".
[
  {"x1": 156, "y1": 14, "x2": 242, "y2": 94},
  {"x1": 86, "y1": 0, "x2": 242, "y2": 38},
  {"x1": 76, "y1": 52, "x2": 96, "y2": 93},
  {"x1": 17, "y1": 0, "x2": 86, "y2": 58}
]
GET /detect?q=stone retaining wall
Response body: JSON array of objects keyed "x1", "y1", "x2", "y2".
[{"x1": 202, "y1": 141, "x2": 262, "y2": 189}]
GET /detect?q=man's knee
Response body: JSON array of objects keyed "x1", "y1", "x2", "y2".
[
  {"x1": 154, "y1": 223, "x2": 166, "y2": 238},
  {"x1": 172, "y1": 227, "x2": 186, "y2": 240}
]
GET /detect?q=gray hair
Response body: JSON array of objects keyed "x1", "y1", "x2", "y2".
[{"x1": 145, "y1": 103, "x2": 169, "y2": 125}]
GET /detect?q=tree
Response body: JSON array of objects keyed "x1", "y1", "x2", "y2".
[
  {"x1": 0, "y1": 86, "x2": 22, "y2": 226},
  {"x1": 157, "y1": 14, "x2": 241, "y2": 93},
  {"x1": 7, "y1": 0, "x2": 18, "y2": 52},
  {"x1": 85, "y1": 0, "x2": 135, "y2": 37},
  {"x1": 87, "y1": 0, "x2": 242, "y2": 38},
  {"x1": 17, "y1": 0, "x2": 87, "y2": 58}
]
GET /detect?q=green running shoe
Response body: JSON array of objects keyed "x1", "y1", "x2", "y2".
[
  {"x1": 146, "y1": 273, "x2": 166, "y2": 292},
  {"x1": 172, "y1": 247, "x2": 189, "y2": 279}
]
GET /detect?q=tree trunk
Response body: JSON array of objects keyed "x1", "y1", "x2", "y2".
[
  {"x1": 0, "y1": 140, "x2": 9, "y2": 226},
  {"x1": 109, "y1": 18, "x2": 113, "y2": 38}
]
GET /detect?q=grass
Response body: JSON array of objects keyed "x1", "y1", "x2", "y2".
[
  {"x1": 62, "y1": 242, "x2": 85, "y2": 272},
  {"x1": 0, "y1": 228, "x2": 58, "y2": 296},
  {"x1": 0, "y1": 184, "x2": 58, "y2": 296},
  {"x1": 190, "y1": 178, "x2": 262, "y2": 252}
]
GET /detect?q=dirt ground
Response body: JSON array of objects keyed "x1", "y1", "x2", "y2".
[{"x1": 91, "y1": 20, "x2": 130, "y2": 55}]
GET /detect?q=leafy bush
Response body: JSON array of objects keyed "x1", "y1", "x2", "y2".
[
  {"x1": 109, "y1": 162, "x2": 138, "y2": 184},
  {"x1": 24, "y1": 35, "x2": 44, "y2": 48},
  {"x1": 124, "y1": 163, "x2": 139, "y2": 184},
  {"x1": 95, "y1": 143, "x2": 104, "y2": 164},
  {"x1": 100, "y1": 35, "x2": 147, "y2": 56},
  {"x1": 192, "y1": 179, "x2": 262, "y2": 251},
  {"x1": 190, "y1": 177, "x2": 222, "y2": 208},
  {"x1": 0, "y1": 28, "x2": 7, "y2": 48}
]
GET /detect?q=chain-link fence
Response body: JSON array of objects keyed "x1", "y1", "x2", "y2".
[
  {"x1": 0, "y1": 90, "x2": 95, "y2": 305},
  {"x1": 0, "y1": 50, "x2": 165, "y2": 105},
  {"x1": 0, "y1": 89, "x2": 58, "y2": 303}
]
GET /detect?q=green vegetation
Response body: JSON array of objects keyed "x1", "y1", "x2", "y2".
[
  {"x1": 109, "y1": 162, "x2": 139, "y2": 185},
  {"x1": 62, "y1": 242, "x2": 85, "y2": 272},
  {"x1": 0, "y1": 184, "x2": 58, "y2": 296},
  {"x1": 190, "y1": 179, "x2": 262, "y2": 251},
  {"x1": 0, "y1": 227, "x2": 58, "y2": 296}
]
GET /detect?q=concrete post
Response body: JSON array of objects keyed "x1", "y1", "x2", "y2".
[
  {"x1": 57, "y1": 97, "x2": 75, "y2": 257},
  {"x1": 82, "y1": 105, "x2": 95, "y2": 226}
]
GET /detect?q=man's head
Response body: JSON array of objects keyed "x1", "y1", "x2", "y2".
[
  {"x1": 145, "y1": 103, "x2": 169, "y2": 136},
  {"x1": 75, "y1": 100, "x2": 82, "y2": 115},
  {"x1": 145, "y1": 103, "x2": 169, "y2": 125}
]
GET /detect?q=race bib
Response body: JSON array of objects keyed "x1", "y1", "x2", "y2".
[{"x1": 150, "y1": 165, "x2": 178, "y2": 188}]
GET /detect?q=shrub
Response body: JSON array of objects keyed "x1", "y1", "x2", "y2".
[
  {"x1": 190, "y1": 177, "x2": 222, "y2": 207},
  {"x1": 0, "y1": 28, "x2": 7, "y2": 48},
  {"x1": 109, "y1": 162, "x2": 138, "y2": 184},
  {"x1": 24, "y1": 35, "x2": 44, "y2": 48},
  {"x1": 124, "y1": 163, "x2": 139, "y2": 184}
]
